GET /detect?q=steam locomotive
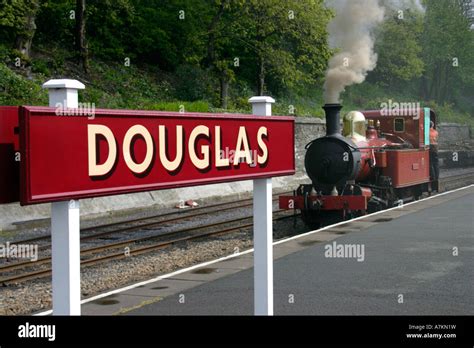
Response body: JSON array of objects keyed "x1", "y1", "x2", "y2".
[{"x1": 279, "y1": 103, "x2": 438, "y2": 228}]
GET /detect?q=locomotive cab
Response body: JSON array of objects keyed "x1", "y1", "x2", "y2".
[{"x1": 343, "y1": 111, "x2": 367, "y2": 142}]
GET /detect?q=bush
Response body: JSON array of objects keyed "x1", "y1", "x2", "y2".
[
  {"x1": 31, "y1": 59, "x2": 50, "y2": 76},
  {"x1": 88, "y1": 61, "x2": 174, "y2": 106},
  {"x1": 0, "y1": 45, "x2": 11, "y2": 63},
  {"x1": 147, "y1": 101, "x2": 209, "y2": 112},
  {"x1": 173, "y1": 65, "x2": 215, "y2": 102},
  {"x1": 0, "y1": 64, "x2": 47, "y2": 106},
  {"x1": 424, "y1": 100, "x2": 474, "y2": 130}
]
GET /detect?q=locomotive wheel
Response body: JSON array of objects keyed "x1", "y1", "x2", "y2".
[
  {"x1": 321, "y1": 211, "x2": 344, "y2": 227},
  {"x1": 413, "y1": 185, "x2": 423, "y2": 200},
  {"x1": 301, "y1": 210, "x2": 344, "y2": 229},
  {"x1": 301, "y1": 210, "x2": 321, "y2": 230},
  {"x1": 368, "y1": 200, "x2": 383, "y2": 213}
]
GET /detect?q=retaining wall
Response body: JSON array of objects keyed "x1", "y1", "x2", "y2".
[{"x1": 437, "y1": 123, "x2": 472, "y2": 148}]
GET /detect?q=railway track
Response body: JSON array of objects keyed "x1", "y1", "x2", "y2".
[
  {"x1": 0, "y1": 209, "x2": 298, "y2": 285},
  {"x1": 7, "y1": 192, "x2": 291, "y2": 248},
  {"x1": 439, "y1": 170, "x2": 474, "y2": 191}
]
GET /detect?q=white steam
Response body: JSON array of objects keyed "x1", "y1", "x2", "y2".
[
  {"x1": 383, "y1": 0, "x2": 425, "y2": 13},
  {"x1": 323, "y1": 0, "x2": 424, "y2": 104},
  {"x1": 323, "y1": 0, "x2": 385, "y2": 103}
]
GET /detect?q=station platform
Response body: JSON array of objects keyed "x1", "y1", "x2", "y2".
[{"x1": 82, "y1": 185, "x2": 474, "y2": 315}]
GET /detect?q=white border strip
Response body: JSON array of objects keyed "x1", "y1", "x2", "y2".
[
  {"x1": 35, "y1": 183, "x2": 474, "y2": 316},
  {"x1": 275, "y1": 183, "x2": 474, "y2": 245}
]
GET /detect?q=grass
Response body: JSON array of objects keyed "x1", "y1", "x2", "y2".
[{"x1": 145, "y1": 101, "x2": 210, "y2": 112}]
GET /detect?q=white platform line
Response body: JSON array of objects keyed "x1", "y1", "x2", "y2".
[
  {"x1": 35, "y1": 183, "x2": 474, "y2": 316},
  {"x1": 275, "y1": 183, "x2": 474, "y2": 245}
]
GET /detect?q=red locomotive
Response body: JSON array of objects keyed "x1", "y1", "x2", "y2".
[{"x1": 279, "y1": 103, "x2": 438, "y2": 228}]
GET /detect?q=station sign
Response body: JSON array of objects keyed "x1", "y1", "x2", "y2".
[{"x1": 18, "y1": 106, "x2": 295, "y2": 205}]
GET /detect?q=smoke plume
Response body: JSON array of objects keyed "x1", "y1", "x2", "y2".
[
  {"x1": 323, "y1": 0, "x2": 424, "y2": 104},
  {"x1": 384, "y1": 0, "x2": 425, "y2": 13},
  {"x1": 323, "y1": 0, "x2": 385, "y2": 103}
]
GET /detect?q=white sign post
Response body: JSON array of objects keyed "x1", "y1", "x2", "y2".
[
  {"x1": 43, "y1": 79, "x2": 85, "y2": 315},
  {"x1": 249, "y1": 96, "x2": 275, "y2": 315}
]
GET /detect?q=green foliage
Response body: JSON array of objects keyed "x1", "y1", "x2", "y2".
[
  {"x1": 0, "y1": 0, "x2": 27, "y2": 28},
  {"x1": 223, "y1": 0, "x2": 332, "y2": 95},
  {"x1": 421, "y1": 0, "x2": 474, "y2": 107},
  {"x1": 86, "y1": 0, "x2": 135, "y2": 59},
  {"x1": 31, "y1": 58, "x2": 50, "y2": 75},
  {"x1": 146, "y1": 101, "x2": 209, "y2": 112},
  {"x1": 0, "y1": 44, "x2": 10, "y2": 61},
  {"x1": 372, "y1": 10, "x2": 424, "y2": 86},
  {"x1": 0, "y1": 0, "x2": 472, "y2": 127},
  {"x1": 424, "y1": 100, "x2": 474, "y2": 129},
  {"x1": 173, "y1": 64, "x2": 216, "y2": 102},
  {"x1": 341, "y1": 81, "x2": 473, "y2": 129},
  {"x1": 0, "y1": 0, "x2": 30, "y2": 44},
  {"x1": 0, "y1": 63, "x2": 47, "y2": 105},
  {"x1": 78, "y1": 60, "x2": 174, "y2": 108},
  {"x1": 34, "y1": 0, "x2": 75, "y2": 50}
]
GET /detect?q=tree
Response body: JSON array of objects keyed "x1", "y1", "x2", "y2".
[
  {"x1": 421, "y1": 0, "x2": 474, "y2": 105},
  {"x1": 202, "y1": 0, "x2": 237, "y2": 108},
  {"x1": 0, "y1": 0, "x2": 28, "y2": 45},
  {"x1": 226, "y1": 0, "x2": 332, "y2": 96},
  {"x1": 86, "y1": 0, "x2": 135, "y2": 60},
  {"x1": 371, "y1": 9, "x2": 424, "y2": 88},
  {"x1": 15, "y1": 0, "x2": 40, "y2": 60},
  {"x1": 0, "y1": 0, "x2": 40, "y2": 60},
  {"x1": 75, "y1": 0, "x2": 89, "y2": 73}
]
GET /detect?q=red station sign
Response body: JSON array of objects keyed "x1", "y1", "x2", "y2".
[{"x1": 17, "y1": 106, "x2": 295, "y2": 205}]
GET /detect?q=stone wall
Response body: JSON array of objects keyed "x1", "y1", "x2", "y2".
[
  {"x1": 434, "y1": 123, "x2": 473, "y2": 169},
  {"x1": 293, "y1": 117, "x2": 326, "y2": 176},
  {"x1": 437, "y1": 123, "x2": 472, "y2": 148}
]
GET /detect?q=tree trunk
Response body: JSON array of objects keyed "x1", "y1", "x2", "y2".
[
  {"x1": 15, "y1": 0, "x2": 40, "y2": 60},
  {"x1": 220, "y1": 71, "x2": 229, "y2": 109},
  {"x1": 206, "y1": 1, "x2": 229, "y2": 108},
  {"x1": 257, "y1": 55, "x2": 265, "y2": 96},
  {"x1": 75, "y1": 0, "x2": 89, "y2": 74},
  {"x1": 420, "y1": 74, "x2": 429, "y2": 101},
  {"x1": 436, "y1": 62, "x2": 446, "y2": 104},
  {"x1": 428, "y1": 63, "x2": 440, "y2": 102},
  {"x1": 441, "y1": 62, "x2": 450, "y2": 103},
  {"x1": 206, "y1": 0, "x2": 228, "y2": 67}
]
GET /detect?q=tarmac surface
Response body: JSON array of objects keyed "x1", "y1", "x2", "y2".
[{"x1": 81, "y1": 185, "x2": 474, "y2": 315}]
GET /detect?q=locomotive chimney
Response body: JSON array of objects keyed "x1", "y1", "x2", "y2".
[{"x1": 323, "y1": 103, "x2": 343, "y2": 137}]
